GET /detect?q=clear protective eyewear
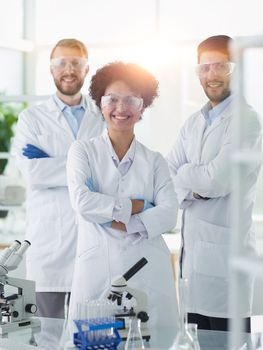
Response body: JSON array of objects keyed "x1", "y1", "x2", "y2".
[
  {"x1": 195, "y1": 61, "x2": 235, "y2": 77},
  {"x1": 101, "y1": 93, "x2": 143, "y2": 111},
  {"x1": 50, "y1": 56, "x2": 88, "y2": 71}
]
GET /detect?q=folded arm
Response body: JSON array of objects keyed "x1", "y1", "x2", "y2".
[
  {"x1": 135, "y1": 154, "x2": 178, "y2": 240},
  {"x1": 111, "y1": 155, "x2": 178, "y2": 242},
  {"x1": 174, "y1": 113, "x2": 262, "y2": 199},
  {"x1": 166, "y1": 127, "x2": 194, "y2": 207},
  {"x1": 13, "y1": 112, "x2": 68, "y2": 189},
  {"x1": 85, "y1": 177, "x2": 146, "y2": 229},
  {"x1": 67, "y1": 141, "x2": 136, "y2": 224}
]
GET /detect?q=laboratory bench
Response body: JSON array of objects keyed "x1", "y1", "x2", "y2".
[
  {"x1": 2, "y1": 209, "x2": 263, "y2": 325},
  {"x1": 0, "y1": 317, "x2": 263, "y2": 350}
]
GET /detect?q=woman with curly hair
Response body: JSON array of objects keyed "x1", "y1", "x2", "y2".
[{"x1": 67, "y1": 61, "x2": 179, "y2": 329}]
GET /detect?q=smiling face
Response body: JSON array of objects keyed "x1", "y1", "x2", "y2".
[
  {"x1": 199, "y1": 51, "x2": 231, "y2": 107},
  {"x1": 50, "y1": 46, "x2": 89, "y2": 98},
  {"x1": 101, "y1": 80, "x2": 143, "y2": 134}
]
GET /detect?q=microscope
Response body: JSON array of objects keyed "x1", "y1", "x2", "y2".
[
  {"x1": 0, "y1": 240, "x2": 40, "y2": 336},
  {"x1": 108, "y1": 257, "x2": 150, "y2": 341}
]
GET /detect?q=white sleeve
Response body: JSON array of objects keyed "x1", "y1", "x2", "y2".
[
  {"x1": 67, "y1": 141, "x2": 132, "y2": 224},
  {"x1": 112, "y1": 198, "x2": 134, "y2": 223},
  {"x1": 125, "y1": 214, "x2": 148, "y2": 244},
  {"x1": 166, "y1": 126, "x2": 193, "y2": 206},
  {"x1": 137, "y1": 154, "x2": 178, "y2": 239},
  {"x1": 12, "y1": 110, "x2": 67, "y2": 190},
  {"x1": 173, "y1": 124, "x2": 233, "y2": 198},
  {"x1": 174, "y1": 110, "x2": 262, "y2": 198}
]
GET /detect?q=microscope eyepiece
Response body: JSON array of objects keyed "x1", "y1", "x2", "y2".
[{"x1": 123, "y1": 257, "x2": 148, "y2": 281}]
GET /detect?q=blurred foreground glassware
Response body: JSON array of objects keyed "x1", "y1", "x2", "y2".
[
  {"x1": 187, "y1": 323, "x2": 201, "y2": 350},
  {"x1": 125, "y1": 317, "x2": 145, "y2": 350},
  {"x1": 170, "y1": 278, "x2": 195, "y2": 350}
]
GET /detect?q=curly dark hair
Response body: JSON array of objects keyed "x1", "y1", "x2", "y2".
[{"x1": 89, "y1": 61, "x2": 159, "y2": 109}]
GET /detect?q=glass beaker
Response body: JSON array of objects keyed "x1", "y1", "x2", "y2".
[
  {"x1": 170, "y1": 278, "x2": 195, "y2": 350},
  {"x1": 125, "y1": 317, "x2": 145, "y2": 350}
]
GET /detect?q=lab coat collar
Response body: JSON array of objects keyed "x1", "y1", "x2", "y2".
[
  {"x1": 42, "y1": 96, "x2": 75, "y2": 138},
  {"x1": 44, "y1": 95, "x2": 99, "y2": 119},
  {"x1": 201, "y1": 95, "x2": 234, "y2": 136},
  {"x1": 213, "y1": 94, "x2": 233, "y2": 117},
  {"x1": 102, "y1": 129, "x2": 136, "y2": 164},
  {"x1": 53, "y1": 94, "x2": 87, "y2": 112},
  {"x1": 201, "y1": 94, "x2": 234, "y2": 123},
  {"x1": 44, "y1": 96, "x2": 62, "y2": 117}
]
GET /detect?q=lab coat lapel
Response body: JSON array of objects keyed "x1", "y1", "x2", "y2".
[
  {"x1": 202, "y1": 103, "x2": 233, "y2": 144},
  {"x1": 77, "y1": 96, "x2": 104, "y2": 139},
  {"x1": 193, "y1": 114, "x2": 206, "y2": 164},
  {"x1": 77, "y1": 109, "x2": 92, "y2": 139},
  {"x1": 45, "y1": 97, "x2": 75, "y2": 139}
]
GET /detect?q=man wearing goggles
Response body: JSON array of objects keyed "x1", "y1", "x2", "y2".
[
  {"x1": 13, "y1": 39, "x2": 104, "y2": 319},
  {"x1": 167, "y1": 35, "x2": 261, "y2": 332},
  {"x1": 195, "y1": 61, "x2": 235, "y2": 78},
  {"x1": 50, "y1": 56, "x2": 88, "y2": 73},
  {"x1": 195, "y1": 40, "x2": 235, "y2": 106}
]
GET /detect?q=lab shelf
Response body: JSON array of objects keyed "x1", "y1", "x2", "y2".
[
  {"x1": 0, "y1": 152, "x2": 10, "y2": 159},
  {"x1": 0, "y1": 95, "x2": 50, "y2": 103},
  {"x1": 0, "y1": 204, "x2": 22, "y2": 211},
  {"x1": 233, "y1": 36, "x2": 263, "y2": 49}
]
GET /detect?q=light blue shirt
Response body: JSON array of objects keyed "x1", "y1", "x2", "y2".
[
  {"x1": 201, "y1": 94, "x2": 233, "y2": 127},
  {"x1": 53, "y1": 94, "x2": 86, "y2": 138}
]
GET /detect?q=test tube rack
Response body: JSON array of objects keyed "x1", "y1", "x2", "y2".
[{"x1": 73, "y1": 319, "x2": 123, "y2": 350}]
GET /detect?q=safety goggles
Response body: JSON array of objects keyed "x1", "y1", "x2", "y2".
[
  {"x1": 195, "y1": 61, "x2": 235, "y2": 77},
  {"x1": 101, "y1": 94, "x2": 143, "y2": 111},
  {"x1": 50, "y1": 56, "x2": 88, "y2": 71}
]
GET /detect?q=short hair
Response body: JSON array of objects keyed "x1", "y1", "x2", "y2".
[
  {"x1": 197, "y1": 35, "x2": 233, "y2": 62},
  {"x1": 50, "y1": 38, "x2": 88, "y2": 59},
  {"x1": 89, "y1": 61, "x2": 159, "y2": 109}
]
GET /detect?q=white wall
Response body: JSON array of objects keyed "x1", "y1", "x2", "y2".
[{"x1": 31, "y1": 0, "x2": 263, "y2": 155}]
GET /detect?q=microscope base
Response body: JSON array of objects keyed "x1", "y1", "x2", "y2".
[{"x1": 0, "y1": 317, "x2": 41, "y2": 336}]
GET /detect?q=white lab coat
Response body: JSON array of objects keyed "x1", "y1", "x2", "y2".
[
  {"x1": 67, "y1": 132, "x2": 179, "y2": 328},
  {"x1": 167, "y1": 100, "x2": 262, "y2": 318},
  {"x1": 13, "y1": 96, "x2": 104, "y2": 292}
]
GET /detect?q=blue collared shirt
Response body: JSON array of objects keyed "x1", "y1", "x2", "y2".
[
  {"x1": 201, "y1": 94, "x2": 233, "y2": 127},
  {"x1": 53, "y1": 94, "x2": 86, "y2": 137}
]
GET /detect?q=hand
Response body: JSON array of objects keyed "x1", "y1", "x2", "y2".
[
  {"x1": 111, "y1": 221, "x2": 126, "y2": 231},
  {"x1": 193, "y1": 192, "x2": 210, "y2": 200},
  {"x1": 85, "y1": 178, "x2": 97, "y2": 192},
  {"x1": 22, "y1": 144, "x2": 49, "y2": 159},
  {"x1": 131, "y1": 199, "x2": 144, "y2": 214}
]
